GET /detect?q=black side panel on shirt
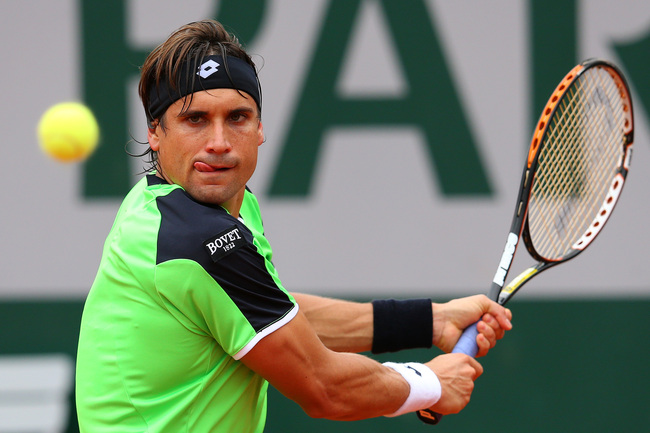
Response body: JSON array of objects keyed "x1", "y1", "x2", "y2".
[{"x1": 155, "y1": 187, "x2": 294, "y2": 333}]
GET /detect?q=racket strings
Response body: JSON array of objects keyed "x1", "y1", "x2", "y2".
[
  {"x1": 544, "y1": 80, "x2": 619, "y2": 231},
  {"x1": 528, "y1": 67, "x2": 626, "y2": 260}
]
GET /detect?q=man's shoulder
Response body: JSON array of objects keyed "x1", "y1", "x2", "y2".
[{"x1": 155, "y1": 189, "x2": 252, "y2": 266}]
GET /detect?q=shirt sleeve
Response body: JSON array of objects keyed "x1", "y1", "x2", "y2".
[{"x1": 152, "y1": 188, "x2": 297, "y2": 358}]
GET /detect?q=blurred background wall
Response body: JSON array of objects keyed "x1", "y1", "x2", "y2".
[{"x1": 0, "y1": 1, "x2": 648, "y2": 431}]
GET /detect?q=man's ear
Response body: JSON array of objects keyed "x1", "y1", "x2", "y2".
[
  {"x1": 257, "y1": 120, "x2": 264, "y2": 147},
  {"x1": 148, "y1": 122, "x2": 160, "y2": 151}
]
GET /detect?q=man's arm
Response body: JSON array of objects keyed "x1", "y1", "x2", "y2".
[
  {"x1": 240, "y1": 309, "x2": 482, "y2": 420},
  {"x1": 291, "y1": 293, "x2": 373, "y2": 352},
  {"x1": 291, "y1": 292, "x2": 512, "y2": 356}
]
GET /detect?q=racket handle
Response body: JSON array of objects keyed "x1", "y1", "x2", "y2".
[
  {"x1": 451, "y1": 321, "x2": 480, "y2": 356},
  {"x1": 416, "y1": 322, "x2": 480, "y2": 425}
]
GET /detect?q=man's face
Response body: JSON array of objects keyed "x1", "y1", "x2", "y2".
[{"x1": 148, "y1": 89, "x2": 264, "y2": 215}]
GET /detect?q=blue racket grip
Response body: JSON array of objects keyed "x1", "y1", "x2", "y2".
[
  {"x1": 451, "y1": 321, "x2": 480, "y2": 357},
  {"x1": 416, "y1": 322, "x2": 480, "y2": 425}
]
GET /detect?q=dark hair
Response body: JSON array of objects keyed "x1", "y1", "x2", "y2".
[{"x1": 134, "y1": 20, "x2": 259, "y2": 170}]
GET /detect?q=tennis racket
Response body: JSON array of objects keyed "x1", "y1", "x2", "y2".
[{"x1": 417, "y1": 58, "x2": 634, "y2": 425}]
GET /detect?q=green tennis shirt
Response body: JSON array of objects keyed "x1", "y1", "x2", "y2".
[{"x1": 76, "y1": 175, "x2": 297, "y2": 432}]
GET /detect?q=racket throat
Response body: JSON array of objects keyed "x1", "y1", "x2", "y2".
[{"x1": 498, "y1": 267, "x2": 538, "y2": 304}]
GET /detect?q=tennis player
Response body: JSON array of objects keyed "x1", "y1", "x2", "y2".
[{"x1": 75, "y1": 19, "x2": 512, "y2": 433}]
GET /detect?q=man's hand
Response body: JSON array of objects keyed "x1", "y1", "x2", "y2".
[
  {"x1": 432, "y1": 295, "x2": 512, "y2": 356},
  {"x1": 425, "y1": 353, "x2": 483, "y2": 414}
]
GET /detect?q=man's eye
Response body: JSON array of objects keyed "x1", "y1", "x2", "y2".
[
  {"x1": 230, "y1": 112, "x2": 248, "y2": 122},
  {"x1": 187, "y1": 115, "x2": 203, "y2": 124}
]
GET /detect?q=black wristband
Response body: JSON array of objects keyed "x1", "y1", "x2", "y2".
[{"x1": 371, "y1": 298, "x2": 433, "y2": 354}]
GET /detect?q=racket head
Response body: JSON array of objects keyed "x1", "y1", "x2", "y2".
[
  {"x1": 421, "y1": 59, "x2": 635, "y2": 424},
  {"x1": 502, "y1": 59, "x2": 634, "y2": 304}
]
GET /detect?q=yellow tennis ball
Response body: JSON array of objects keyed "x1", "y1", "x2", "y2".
[{"x1": 37, "y1": 102, "x2": 100, "y2": 162}]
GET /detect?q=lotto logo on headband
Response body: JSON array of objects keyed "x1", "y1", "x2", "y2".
[{"x1": 198, "y1": 59, "x2": 220, "y2": 79}]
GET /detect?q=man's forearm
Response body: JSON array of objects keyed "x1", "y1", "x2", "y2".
[{"x1": 292, "y1": 293, "x2": 373, "y2": 353}]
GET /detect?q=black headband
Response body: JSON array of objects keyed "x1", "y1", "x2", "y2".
[{"x1": 146, "y1": 55, "x2": 261, "y2": 122}]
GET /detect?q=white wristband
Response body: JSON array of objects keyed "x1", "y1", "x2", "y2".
[{"x1": 383, "y1": 362, "x2": 442, "y2": 417}]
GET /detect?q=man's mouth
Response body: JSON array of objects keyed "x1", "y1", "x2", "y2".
[{"x1": 194, "y1": 162, "x2": 230, "y2": 172}]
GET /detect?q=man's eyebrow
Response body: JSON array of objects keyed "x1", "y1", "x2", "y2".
[
  {"x1": 230, "y1": 107, "x2": 256, "y2": 114},
  {"x1": 179, "y1": 107, "x2": 256, "y2": 117},
  {"x1": 178, "y1": 109, "x2": 208, "y2": 118}
]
